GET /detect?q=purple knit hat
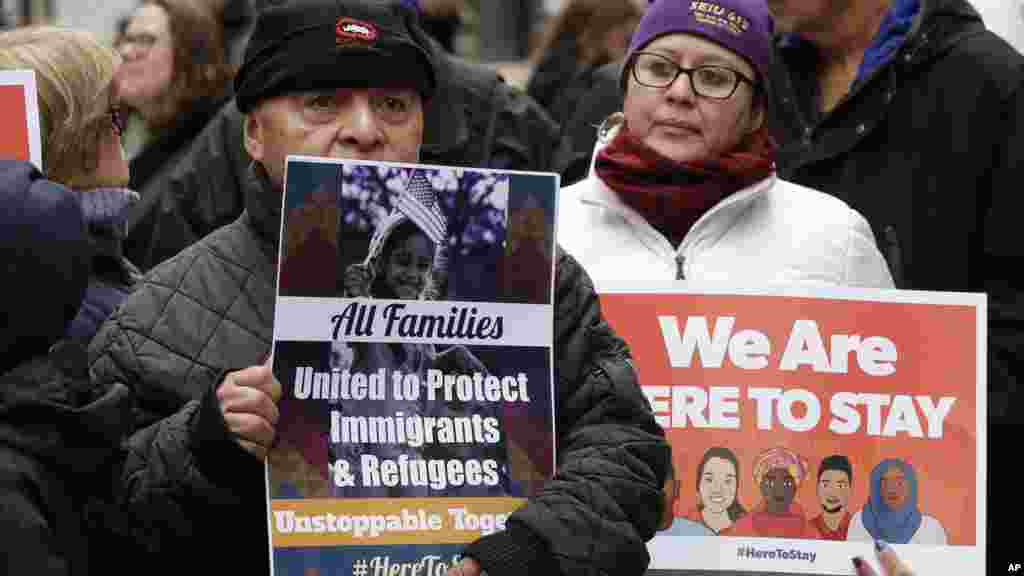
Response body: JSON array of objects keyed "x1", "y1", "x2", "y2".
[{"x1": 622, "y1": 0, "x2": 774, "y2": 91}]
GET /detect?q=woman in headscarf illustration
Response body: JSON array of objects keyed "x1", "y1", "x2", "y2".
[
  {"x1": 685, "y1": 447, "x2": 746, "y2": 535},
  {"x1": 331, "y1": 169, "x2": 508, "y2": 498},
  {"x1": 729, "y1": 447, "x2": 821, "y2": 539},
  {"x1": 846, "y1": 459, "x2": 948, "y2": 545}
]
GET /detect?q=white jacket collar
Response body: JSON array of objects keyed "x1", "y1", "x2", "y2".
[{"x1": 579, "y1": 120, "x2": 777, "y2": 257}]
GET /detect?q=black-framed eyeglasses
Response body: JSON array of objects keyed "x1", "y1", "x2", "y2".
[{"x1": 630, "y1": 52, "x2": 756, "y2": 100}]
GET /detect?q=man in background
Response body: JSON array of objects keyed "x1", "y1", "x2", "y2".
[{"x1": 765, "y1": 0, "x2": 1022, "y2": 566}]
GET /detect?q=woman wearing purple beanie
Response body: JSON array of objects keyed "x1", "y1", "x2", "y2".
[{"x1": 557, "y1": 0, "x2": 894, "y2": 290}]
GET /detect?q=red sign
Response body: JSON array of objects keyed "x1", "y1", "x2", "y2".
[
  {"x1": 0, "y1": 71, "x2": 42, "y2": 169},
  {"x1": 600, "y1": 286, "x2": 986, "y2": 575}
]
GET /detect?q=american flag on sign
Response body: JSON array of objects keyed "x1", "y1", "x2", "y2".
[
  {"x1": 363, "y1": 169, "x2": 448, "y2": 265},
  {"x1": 395, "y1": 170, "x2": 446, "y2": 244}
]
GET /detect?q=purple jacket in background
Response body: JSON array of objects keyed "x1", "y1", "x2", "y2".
[{"x1": 0, "y1": 159, "x2": 90, "y2": 372}]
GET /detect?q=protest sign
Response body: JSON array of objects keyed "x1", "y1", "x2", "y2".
[
  {"x1": 599, "y1": 286, "x2": 985, "y2": 575},
  {"x1": 267, "y1": 156, "x2": 558, "y2": 575},
  {"x1": 0, "y1": 70, "x2": 42, "y2": 169}
]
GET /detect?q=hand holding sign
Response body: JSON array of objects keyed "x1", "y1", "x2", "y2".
[
  {"x1": 218, "y1": 355, "x2": 283, "y2": 459},
  {"x1": 446, "y1": 557, "x2": 483, "y2": 576},
  {"x1": 853, "y1": 541, "x2": 916, "y2": 576}
]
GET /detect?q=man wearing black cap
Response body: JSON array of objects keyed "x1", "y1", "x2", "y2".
[{"x1": 90, "y1": 1, "x2": 668, "y2": 575}]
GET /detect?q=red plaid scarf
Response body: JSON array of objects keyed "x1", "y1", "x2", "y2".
[{"x1": 594, "y1": 124, "x2": 776, "y2": 246}]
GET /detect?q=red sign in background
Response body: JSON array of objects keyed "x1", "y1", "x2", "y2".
[
  {"x1": 601, "y1": 293, "x2": 978, "y2": 546},
  {"x1": 0, "y1": 84, "x2": 30, "y2": 163}
]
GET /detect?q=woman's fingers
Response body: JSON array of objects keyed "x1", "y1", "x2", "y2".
[
  {"x1": 876, "y1": 541, "x2": 915, "y2": 576},
  {"x1": 854, "y1": 541, "x2": 916, "y2": 576},
  {"x1": 853, "y1": 557, "x2": 879, "y2": 576}
]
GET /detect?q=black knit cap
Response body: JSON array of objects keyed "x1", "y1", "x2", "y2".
[{"x1": 235, "y1": 0, "x2": 437, "y2": 113}]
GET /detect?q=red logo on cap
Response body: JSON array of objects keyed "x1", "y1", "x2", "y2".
[{"x1": 336, "y1": 18, "x2": 378, "y2": 43}]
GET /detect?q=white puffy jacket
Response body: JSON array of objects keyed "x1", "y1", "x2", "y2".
[{"x1": 557, "y1": 128, "x2": 895, "y2": 290}]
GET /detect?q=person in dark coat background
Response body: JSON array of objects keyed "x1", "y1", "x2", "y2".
[
  {"x1": 764, "y1": 0, "x2": 1023, "y2": 569},
  {"x1": 218, "y1": 0, "x2": 258, "y2": 67},
  {"x1": 115, "y1": 0, "x2": 234, "y2": 271},
  {"x1": 549, "y1": 58, "x2": 622, "y2": 186},
  {"x1": 526, "y1": 0, "x2": 640, "y2": 130},
  {"x1": 406, "y1": 0, "x2": 463, "y2": 53}
]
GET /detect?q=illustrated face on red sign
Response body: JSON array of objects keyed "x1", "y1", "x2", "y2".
[{"x1": 336, "y1": 18, "x2": 378, "y2": 44}]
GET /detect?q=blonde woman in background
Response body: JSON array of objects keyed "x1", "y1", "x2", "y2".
[
  {"x1": 0, "y1": 26, "x2": 140, "y2": 344},
  {"x1": 0, "y1": 25, "x2": 227, "y2": 576}
]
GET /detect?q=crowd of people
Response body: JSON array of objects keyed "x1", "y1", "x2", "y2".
[{"x1": 1, "y1": 0, "x2": 1020, "y2": 575}]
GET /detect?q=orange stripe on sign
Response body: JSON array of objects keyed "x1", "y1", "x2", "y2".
[
  {"x1": 0, "y1": 85, "x2": 30, "y2": 162},
  {"x1": 270, "y1": 497, "x2": 527, "y2": 548}
]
